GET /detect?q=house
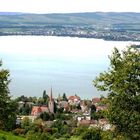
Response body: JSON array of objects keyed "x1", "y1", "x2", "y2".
[
  {"x1": 18, "y1": 101, "x2": 25, "y2": 109},
  {"x1": 68, "y1": 95, "x2": 81, "y2": 105},
  {"x1": 18, "y1": 101, "x2": 34, "y2": 109},
  {"x1": 76, "y1": 114, "x2": 91, "y2": 122},
  {"x1": 26, "y1": 102, "x2": 34, "y2": 107},
  {"x1": 31, "y1": 106, "x2": 49, "y2": 116},
  {"x1": 96, "y1": 105, "x2": 107, "y2": 112},
  {"x1": 58, "y1": 100, "x2": 69, "y2": 111},
  {"x1": 92, "y1": 97, "x2": 100, "y2": 105},
  {"x1": 98, "y1": 119, "x2": 111, "y2": 130}
]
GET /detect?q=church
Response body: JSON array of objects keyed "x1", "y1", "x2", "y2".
[{"x1": 31, "y1": 88, "x2": 54, "y2": 116}]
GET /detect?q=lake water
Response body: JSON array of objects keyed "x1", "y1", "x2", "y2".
[{"x1": 0, "y1": 36, "x2": 139, "y2": 99}]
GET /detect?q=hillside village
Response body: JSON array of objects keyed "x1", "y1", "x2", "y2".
[{"x1": 16, "y1": 88, "x2": 110, "y2": 132}]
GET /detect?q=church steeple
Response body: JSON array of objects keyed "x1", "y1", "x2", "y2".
[
  {"x1": 48, "y1": 87, "x2": 54, "y2": 113},
  {"x1": 50, "y1": 87, "x2": 53, "y2": 101}
]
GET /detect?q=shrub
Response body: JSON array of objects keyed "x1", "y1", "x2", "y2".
[
  {"x1": 81, "y1": 128, "x2": 101, "y2": 140},
  {"x1": 12, "y1": 128, "x2": 25, "y2": 136},
  {"x1": 0, "y1": 136, "x2": 6, "y2": 140}
]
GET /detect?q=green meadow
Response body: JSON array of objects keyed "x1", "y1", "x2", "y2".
[{"x1": 0, "y1": 131, "x2": 25, "y2": 140}]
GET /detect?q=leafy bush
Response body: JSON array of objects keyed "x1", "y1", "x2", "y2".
[
  {"x1": 26, "y1": 131, "x2": 54, "y2": 140},
  {"x1": 12, "y1": 128, "x2": 25, "y2": 136},
  {"x1": 0, "y1": 136, "x2": 6, "y2": 140},
  {"x1": 81, "y1": 128, "x2": 101, "y2": 140}
]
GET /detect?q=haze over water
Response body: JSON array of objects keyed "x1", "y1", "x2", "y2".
[{"x1": 0, "y1": 36, "x2": 139, "y2": 99}]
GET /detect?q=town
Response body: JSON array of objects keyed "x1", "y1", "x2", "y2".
[
  {"x1": 16, "y1": 88, "x2": 110, "y2": 132},
  {"x1": 10, "y1": 87, "x2": 111, "y2": 139},
  {"x1": 1, "y1": 25, "x2": 140, "y2": 41}
]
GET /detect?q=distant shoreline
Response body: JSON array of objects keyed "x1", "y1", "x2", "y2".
[
  {"x1": 1, "y1": 34, "x2": 140, "y2": 42},
  {"x1": 1, "y1": 12, "x2": 140, "y2": 42}
]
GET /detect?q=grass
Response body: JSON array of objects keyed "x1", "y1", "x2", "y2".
[
  {"x1": 69, "y1": 136, "x2": 81, "y2": 140},
  {"x1": 0, "y1": 130, "x2": 25, "y2": 140}
]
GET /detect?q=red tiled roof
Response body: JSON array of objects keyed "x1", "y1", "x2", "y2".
[
  {"x1": 96, "y1": 106, "x2": 107, "y2": 111},
  {"x1": 31, "y1": 106, "x2": 49, "y2": 116},
  {"x1": 92, "y1": 98, "x2": 100, "y2": 103},
  {"x1": 68, "y1": 95, "x2": 81, "y2": 101}
]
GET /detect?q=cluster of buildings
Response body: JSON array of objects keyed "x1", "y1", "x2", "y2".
[
  {"x1": 2, "y1": 25, "x2": 140, "y2": 41},
  {"x1": 17, "y1": 88, "x2": 111, "y2": 130}
]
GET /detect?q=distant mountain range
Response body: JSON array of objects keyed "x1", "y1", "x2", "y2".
[{"x1": 0, "y1": 12, "x2": 140, "y2": 41}]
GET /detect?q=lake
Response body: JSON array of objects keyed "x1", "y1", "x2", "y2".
[{"x1": 0, "y1": 36, "x2": 139, "y2": 99}]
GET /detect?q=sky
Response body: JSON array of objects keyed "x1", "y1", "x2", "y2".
[{"x1": 0, "y1": 0, "x2": 140, "y2": 14}]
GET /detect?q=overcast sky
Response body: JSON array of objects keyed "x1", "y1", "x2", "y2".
[{"x1": 0, "y1": 0, "x2": 140, "y2": 13}]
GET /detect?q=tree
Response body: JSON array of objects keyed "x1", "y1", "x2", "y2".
[
  {"x1": 20, "y1": 104, "x2": 31, "y2": 115},
  {"x1": 74, "y1": 125, "x2": 88, "y2": 136},
  {"x1": 93, "y1": 46, "x2": 140, "y2": 139},
  {"x1": 81, "y1": 128, "x2": 101, "y2": 140},
  {"x1": 37, "y1": 97, "x2": 44, "y2": 105},
  {"x1": 90, "y1": 104, "x2": 97, "y2": 120},
  {"x1": 90, "y1": 104, "x2": 96, "y2": 113},
  {"x1": 21, "y1": 117, "x2": 31, "y2": 133},
  {"x1": 42, "y1": 90, "x2": 49, "y2": 104},
  {"x1": 62, "y1": 93, "x2": 68, "y2": 101},
  {"x1": 0, "y1": 61, "x2": 17, "y2": 130},
  {"x1": 40, "y1": 112, "x2": 50, "y2": 121}
]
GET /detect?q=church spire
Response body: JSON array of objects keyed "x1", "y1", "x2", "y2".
[
  {"x1": 50, "y1": 87, "x2": 53, "y2": 101},
  {"x1": 49, "y1": 87, "x2": 54, "y2": 113}
]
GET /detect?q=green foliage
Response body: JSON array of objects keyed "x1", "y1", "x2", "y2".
[
  {"x1": 21, "y1": 117, "x2": 31, "y2": 128},
  {"x1": 15, "y1": 95, "x2": 37, "y2": 103},
  {"x1": 19, "y1": 104, "x2": 32, "y2": 115},
  {"x1": 0, "y1": 61, "x2": 17, "y2": 130},
  {"x1": 51, "y1": 120, "x2": 63, "y2": 133},
  {"x1": 40, "y1": 133, "x2": 54, "y2": 140},
  {"x1": 52, "y1": 132, "x2": 61, "y2": 139},
  {"x1": 62, "y1": 133, "x2": 71, "y2": 139},
  {"x1": 16, "y1": 95, "x2": 28, "y2": 102},
  {"x1": 54, "y1": 113, "x2": 72, "y2": 121},
  {"x1": 37, "y1": 97, "x2": 44, "y2": 105},
  {"x1": 39, "y1": 112, "x2": 54, "y2": 121},
  {"x1": 90, "y1": 104, "x2": 96, "y2": 113},
  {"x1": 21, "y1": 117, "x2": 32, "y2": 134},
  {"x1": 74, "y1": 126, "x2": 101, "y2": 140},
  {"x1": 51, "y1": 120, "x2": 71, "y2": 136},
  {"x1": 26, "y1": 131, "x2": 41, "y2": 140},
  {"x1": 26, "y1": 131, "x2": 54, "y2": 140},
  {"x1": 0, "y1": 130, "x2": 25, "y2": 140},
  {"x1": 93, "y1": 46, "x2": 140, "y2": 139},
  {"x1": 101, "y1": 131, "x2": 114, "y2": 140},
  {"x1": 43, "y1": 90, "x2": 49, "y2": 105},
  {"x1": 73, "y1": 126, "x2": 88, "y2": 136},
  {"x1": 12, "y1": 128, "x2": 25, "y2": 136},
  {"x1": 81, "y1": 128, "x2": 101, "y2": 140},
  {"x1": 40, "y1": 112, "x2": 50, "y2": 121},
  {"x1": 62, "y1": 93, "x2": 68, "y2": 101}
]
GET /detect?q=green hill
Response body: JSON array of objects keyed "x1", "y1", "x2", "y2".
[
  {"x1": 0, "y1": 12, "x2": 140, "y2": 26},
  {"x1": 0, "y1": 131, "x2": 25, "y2": 140}
]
